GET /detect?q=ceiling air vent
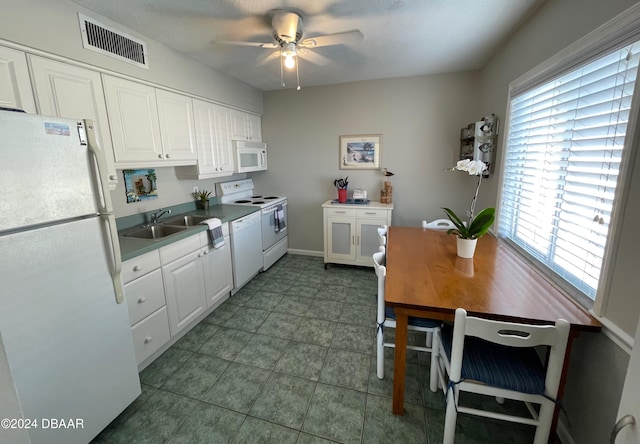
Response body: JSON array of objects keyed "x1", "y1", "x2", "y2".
[{"x1": 78, "y1": 13, "x2": 148, "y2": 69}]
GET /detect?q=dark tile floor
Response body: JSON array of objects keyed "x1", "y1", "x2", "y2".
[{"x1": 93, "y1": 254, "x2": 538, "y2": 443}]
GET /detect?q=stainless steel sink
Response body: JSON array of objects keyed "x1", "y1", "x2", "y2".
[
  {"x1": 122, "y1": 224, "x2": 187, "y2": 240},
  {"x1": 164, "y1": 215, "x2": 211, "y2": 227}
]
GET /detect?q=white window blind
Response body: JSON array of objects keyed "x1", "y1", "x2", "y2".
[{"x1": 499, "y1": 41, "x2": 640, "y2": 300}]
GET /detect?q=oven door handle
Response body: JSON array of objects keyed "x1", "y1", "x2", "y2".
[{"x1": 263, "y1": 204, "x2": 287, "y2": 215}]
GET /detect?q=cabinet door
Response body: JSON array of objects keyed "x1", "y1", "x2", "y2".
[
  {"x1": 156, "y1": 89, "x2": 197, "y2": 162},
  {"x1": 356, "y1": 219, "x2": 385, "y2": 266},
  {"x1": 162, "y1": 250, "x2": 207, "y2": 336},
  {"x1": 229, "y1": 108, "x2": 248, "y2": 140},
  {"x1": 29, "y1": 56, "x2": 118, "y2": 188},
  {"x1": 192, "y1": 98, "x2": 217, "y2": 175},
  {"x1": 246, "y1": 113, "x2": 262, "y2": 141},
  {"x1": 102, "y1": 75, "x2": 163, "y2": 163},
  {"x1": 213, "y1": 104, "x2": 234, "y2": 172},
  {"x1": 326, "y1": 216, "x2": 356, "y2": 261},
  {"x1": 202, "y1": 242, "x2": 233, "y2": 309},
  {"x1": 0, "y1": 46, "x2": 35, "y2": 113}
]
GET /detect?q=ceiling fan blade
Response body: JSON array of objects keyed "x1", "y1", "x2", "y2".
[
  {"x1": 213, "y1": 40, "x2": 278, "y2": 49},
  {"x1": 300, "y1": 30, "x2": 363, "y2": 48},
  {"x1": 298, "y1": 49, "x2": 330, "y2": 66},
  {"x1": 256, "y1": 51, "x2": 280, "y2": 67}
]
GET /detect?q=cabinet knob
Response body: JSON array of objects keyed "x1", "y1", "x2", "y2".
[
  {"x1": 133, "y1": 265, "x2": 141, "y2": 271},
  {"x1": 137, "y1": 296, "x2": 146, "y2": 304},
  {"x1": 109, "y1": 175, "x2": 118, "y2": 180},
  {"x1": 165, "y1": 154, "x2": 170, "y2": 159},
  {"x1": 144, "y1": 336, "x2": 152, "y2": 344},
  {"x1": 202, "y1": 250, "x2": 208, "y2": 255},
  {"x1": 158, "y1": 154, "x2": 163, "y2": 159}
]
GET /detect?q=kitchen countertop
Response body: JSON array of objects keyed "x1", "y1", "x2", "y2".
[
  {"x1": 321, "y1": 199, "x2": 394, "y2": 209},
  {"x1": 118, "y1": 204, "x2": 259, "y2": 261}
]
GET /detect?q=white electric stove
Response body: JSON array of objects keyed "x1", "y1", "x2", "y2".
[{"x1": 218, "y1": 179, "x2": 288, "y2": 271}]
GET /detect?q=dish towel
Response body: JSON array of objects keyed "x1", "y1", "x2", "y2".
[
  {"x1": 201, "y1": 218, "x2": 225, "y2": 248},
  {"x1": 274, "y1": 204, "x2": 286, "y2": 233}
]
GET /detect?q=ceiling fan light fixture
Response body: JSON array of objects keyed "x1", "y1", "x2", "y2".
[{"x1": 281, "y1": 42, "x2": 297, "y2": 70}]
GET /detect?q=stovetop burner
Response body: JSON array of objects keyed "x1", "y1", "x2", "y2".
[
  {"x1": 235, "y1": 200, "x2": 252, "y2": 204},
  {"x1": 252, "y1": 195, "x2": 262, "y2": 199},
  {"x1": 264, "y1": 196, "x2": 279, "y2": 199},
  {"x1": 252, "y1": 201, "x2": 265, "y2": 205}
]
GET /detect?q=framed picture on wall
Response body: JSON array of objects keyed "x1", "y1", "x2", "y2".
[{"x1": 339, "y1": 134, "x2": 382, "y2": 169}]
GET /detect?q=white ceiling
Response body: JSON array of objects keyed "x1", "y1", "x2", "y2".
[{"x1": 68, "y1": 0, "x2": 544, "y2": 91}]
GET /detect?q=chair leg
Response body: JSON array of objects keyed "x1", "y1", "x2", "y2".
[
  {"x1": 443, "y1": 385, "x2": 458, "y2": 444},
  {"x1": 429, "y1": 330, "x2": 439, "y2": 392},
  {"x1": 377, "y1": 328, "x2": 384, "y2": 379},
  {"x1": 533, "y1": 402, "x2": 554, "y2": 444}
]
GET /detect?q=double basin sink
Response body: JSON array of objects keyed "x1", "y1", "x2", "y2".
[{"x1": 121, "y1": 215, "x2": 211, "y2": 240}]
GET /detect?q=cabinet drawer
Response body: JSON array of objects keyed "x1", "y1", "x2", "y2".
[
  {"x1": 131, "y1": 306, "x2": 171, "y2": 366},
  {"x1": 124, "y1": 268, "x2": 165, "y2": 326},
  {"x1": 122, "y1": 250, "x2": 161, "y2": 284},
  {"x1": 325, "y1": 207, "x2": 356, "y2": 217},
  {"x1": 356, "y1": 208, "x2": 388, "y2": 219},
  {"x1": 160, "y1": 234, "x2": 201, "y2": 264}
]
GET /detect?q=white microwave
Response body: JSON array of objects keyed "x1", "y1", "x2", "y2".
[{"x1": 234, "y1": 140, "x2": 267, "y2": 173}]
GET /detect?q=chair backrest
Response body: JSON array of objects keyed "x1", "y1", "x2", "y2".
[
  {"x1": 449, "y1": 308, "x2": 570, "y2": 398},
  {"x1": 377, "y1": 225, "x2": 388, "y2": 246},
  {"x1": 372, "y1": 250, "x2": 387, "y2": 324},
  {"x1": 425, "y1": 219, "x2": 457, "y2": 229}
]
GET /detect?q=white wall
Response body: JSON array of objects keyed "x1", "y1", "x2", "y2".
[
  {"x1": 479, "y1": 0, "x2": 638, "y2": 442},
  {"x1": 258, "y1": 73, "x2": 481, "y2": 253}
]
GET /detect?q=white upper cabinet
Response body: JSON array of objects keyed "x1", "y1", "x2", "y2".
[
  {"x1": 28, "y1": 56, "x2": 118, "y2": 189},
  {"x1": 102, "y1": 75, "x2": 163, "y2": 164},
  {"x1": 155, "y1": 89, "x2": 197, "y2": 162},
  {"x1": 102, "y1": 75, "x2": 197, "y2": 167},
  {"x1": 177, "y1": 99, "x2": 233, "y2": 179},
  {"x1": 230, "y1": 108, "x2": 262, "y2": 141},
  {"x1": 0, "y1": 46, "x2": 35, "y2": 113}
]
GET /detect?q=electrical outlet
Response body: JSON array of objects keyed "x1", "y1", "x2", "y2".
[{"x1": 192, "y1": 186, "x2": 199, "y2": 194}]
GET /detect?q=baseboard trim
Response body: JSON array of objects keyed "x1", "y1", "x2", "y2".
[{"x1": 288, "y1": 249, "x2": 323, "y2": 257}]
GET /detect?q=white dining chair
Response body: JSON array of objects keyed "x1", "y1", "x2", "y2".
[
  {"x1": 437, "y1": 308, "x2": 570, "y2": 444},
  {"x1": 424, "y1": 218, "x2": 457, "y2": 229},
  {"x1": 372, "y1": 249, "x2": 441, "y2": 391},
  {"x1": 377, "y1": 224, "x2": 387, "y2": 246}
]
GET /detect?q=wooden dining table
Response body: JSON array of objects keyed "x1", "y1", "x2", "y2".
[{"x1": 384, "y1": 226, "x2": 601, "y2": 431}]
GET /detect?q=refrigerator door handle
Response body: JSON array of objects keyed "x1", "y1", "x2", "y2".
[{"x1": 85, "y1": 120, "x2": 124, "y2": 304}]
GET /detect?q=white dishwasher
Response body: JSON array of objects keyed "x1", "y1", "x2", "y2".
[{"x1": 230, "y1": 211, "x2": 263, "y2": 293}]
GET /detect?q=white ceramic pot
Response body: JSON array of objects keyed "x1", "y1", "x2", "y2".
[{"x1": 456, "y1": 237, "x2": 478, "y2": 259}]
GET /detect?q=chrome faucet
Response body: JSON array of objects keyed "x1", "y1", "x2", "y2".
[{"x1": 150, "y1": 208, "x2": 171, "y2": 224}]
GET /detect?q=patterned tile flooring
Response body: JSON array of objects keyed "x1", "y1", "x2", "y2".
[{"x1": 94, "y1": 254, "x2": 539, "y2": 443}]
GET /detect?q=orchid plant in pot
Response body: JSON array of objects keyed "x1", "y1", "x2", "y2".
[{"x1": 442, "y1": 159, "x2": 496, "y2": 258}]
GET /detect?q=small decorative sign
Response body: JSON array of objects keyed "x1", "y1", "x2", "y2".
[
  {"x1": 339, "y1": 134, "x2": 382, "y2": 169},
  {"x1": 123, "y1": 169, "x2": 158, "y2": 203}
]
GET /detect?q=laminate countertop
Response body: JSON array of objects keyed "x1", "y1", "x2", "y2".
[{"x1": 117, "y1": 204, "x2": 259, "y2": 261}]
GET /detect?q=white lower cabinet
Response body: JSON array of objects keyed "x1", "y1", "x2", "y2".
[
  {"x1": 122, "y1": 250, "x2": 170, "y2": 365},
  {"x1": 122, "y1": 224, "x2": 233, "y2": 367},
  {"x1": 199, "y1": 228, "x2": 233, "y2": 310},
  {"x1": 160, "y1": 235, "x2": 207, "y2": 336},
  {"x1": 322, "y1": 201, "x2": 393, "y2": 267}
]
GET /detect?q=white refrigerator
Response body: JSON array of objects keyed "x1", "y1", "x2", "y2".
[{"x1": 0, "y1": 111, "x2": 140, "y2": 443}]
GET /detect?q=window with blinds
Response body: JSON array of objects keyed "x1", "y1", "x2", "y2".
[{"x1": 499, "y1": 41, "x2": 640, "y2": 301}]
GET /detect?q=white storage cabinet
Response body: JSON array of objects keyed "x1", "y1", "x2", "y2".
[
  {"x1": 176, "y1": 99, "x2": 234, "y2": 179},
  {"x1": 0, "y1": 45, "x2": 35, "y2": 113},
  {"x1": 199, "y1": 224, "x2": 233, "y2": 310},
  {"x1": 102, "y1": 75, "x2": 197, "y2": 166},
  {"x1": 122, "y1": 250, "x2": 171, "y2": 366},
  {"x1": 322, "y1": 200, "x2": 393, "y2": 268},
  {"x1": 28, "y1": 56, "x2": 118, "y2": 189},
  {"x1": 229, "y1": 108, "x2": 262, "y2": 141}
]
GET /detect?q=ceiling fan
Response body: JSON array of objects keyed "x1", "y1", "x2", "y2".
[{"x1": 215, "y1": 9, "x2": 363, "y2": 90}]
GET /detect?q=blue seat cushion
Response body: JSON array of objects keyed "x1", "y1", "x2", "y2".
[
  {"x1": 384, "y1": 305, "x2": 441, "y2": 329},
  {"x1": 441, "y1": 325, "x2": 546, "y2": 394}
]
